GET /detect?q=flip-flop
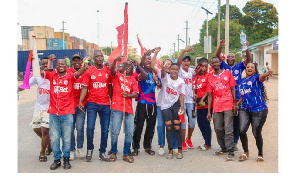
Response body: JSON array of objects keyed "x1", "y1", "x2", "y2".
[
  {"x1": 39, "y1": 155, "x2": 47, "y2": 162},
  {"x1": 257, "y1": 156, "x2": 264, "y2": 162},
  {"x1": 123, "y1": 155, "x2": 134, "y2": 163},
  {"x1": 145, "y1": 149, "x2": 155, "y2": 155},
  {"x1": 46, "y1": 147, "x2": 52, "y2": 155},
  {"x1": 239, "y1": 153, "x2": 248, "y2": 161},
  {"x1": 109, "y1": 153, "x2": 117, "y2": 162}
]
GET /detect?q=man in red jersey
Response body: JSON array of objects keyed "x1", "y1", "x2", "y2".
[
  {"x1": 206, "y1": 56, "x2": 237, "y2": 162},
  {"x1": 78, "y1": 50, "x2": 112, "y2": 162},
  {"x1": 42, "y1": 55, "x2": 88, "y2": 170},
  {"x1": 67, "y1": 54, "x2": 88, "y2": 160}
]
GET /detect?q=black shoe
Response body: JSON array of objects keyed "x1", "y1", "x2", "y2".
[
  {"x1": 63, "y1": 157, "x2": 71, "y2": 169},
  {"x1": 50, "y1": 159, "x2": 61, "y2": 170}
]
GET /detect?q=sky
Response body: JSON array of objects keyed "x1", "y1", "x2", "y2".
[{"x1": 17, "y1": 0, "x2": 278, "y2": 57}]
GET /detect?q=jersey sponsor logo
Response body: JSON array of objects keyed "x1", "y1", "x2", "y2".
[
  {"x1": 92, "y1": 82, "x2": 107, "y2": 89},
  {"x1": 91, "y1": 75, "x2": 96, "y2": 79},
  {"x1": 53, "y1": 86, "x2": 69, "y2": 93},
  {"x1": 64, "y1": 80, "x2": 68, "y2": 85},
  {"x1": 195, "y1": 84, "x2": 202, "y2": 89},
  {"x1": 215, "y1": 83, "x2": 225, "y2": 91},
  {"x1": 240, "y1": 88, "x2": 251, "y2": 95},
  {"x1": 224, "y1": 77, "x2": 228, "y2": 81},
  {"x1": 38, "y1": 88, "x2": 50, "y2": 94},
  {"x1": 166, "y1": 87, "x2": 178, "y2": 95},
  {"x1": 73, "y1": 83, "x2": 82, "y2": 90},
  {"x1": 121, "y1": 83, "x2": 130, "y2": 92},
  {"x1": 234, "y1": 70, "x2": 239, "y2": 74},
  {"x1": 146, "y1": 79, "x2": 155, "y2": 84},
  {"x1": 184, "y1": 78, "x2": 192, "y2": 84}
]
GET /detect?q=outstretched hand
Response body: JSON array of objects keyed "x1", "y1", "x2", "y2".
[
  {"x1": 154, "y1": 47, "x2": 161, "y2": 53},
  {"x1": 114, "y1": 55, "x2": 123, "y2": 62},
  {"x1": 220, "y1": 39, "x2": 225, "y2": 47},
  {"x1": 184, "y1": 46, "x2": 194, "y2": 52}
]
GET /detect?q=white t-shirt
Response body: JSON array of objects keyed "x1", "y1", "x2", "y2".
[
  {"x1": 29, "y1": 76, "x2": 50, "y2": 111},
  {"x1": 178, "y1": 67, "x2": 195, "y2": 104},
  {"x1": 156, "y1": 70, "x2": 163, "y2": 107},
  {"x1": 160, "y1": 73, "x2": 185, "y2": 110}
]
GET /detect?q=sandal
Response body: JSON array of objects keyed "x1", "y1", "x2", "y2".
[
  {"x1": 257, "y1": 156, "x2": 264, "y2": 162},
  {"x1": 145, "y1": 148, "x2": 155, "y2": 155},
  {"x1": 39, "y1": 155, "x2": 47, "y2": 162},
  {"x1": 197, "y1": 145, "x2": 211, "y2": 151},
  {"x1": 123, "y1": 155, "x2": 134, "y2": 163},
  {"x1": 109, "y1": 153, "x2": 117, "y2": 162},
  {"x1": 214, "y1": 150, "x2": 228, "y2": 155},
  {"x1": 176, "y1": 153, "x2": 183, "y2": 159},
  {"x1": 166, "y1": 153, "x2": 173, "y2": 159},
  {"x1": 132, "y1": 149, "x2": 139, "y2": 156},
  {"x1": 46, "y1": 147, "x2": 52, "y2": 155},
  {"x1": 239, "y1": 153, "x2": 249, "y2": 161}
]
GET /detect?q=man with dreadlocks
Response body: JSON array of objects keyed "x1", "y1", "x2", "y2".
[{"x1": 237, "y1": 62, "x2": 272, "y2": 163}]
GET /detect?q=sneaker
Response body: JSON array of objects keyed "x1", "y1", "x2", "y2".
[
  {"x1": 182, "y1": 142, "x2": 188, "y2": 152},
  {"x1": 86, "y1": 149, "x2": 93, "y2": 162},
  {"x1": 158, "y1": 147, "x2": 165, "y2": 156},
  {"x1": 63, "y1": 157, "x2": 71, "y2": 169},
  {"x1": 70, "y1": 150, "x2": 75, "y2": 161},
  {"x1": 99, "y1": 153, "x2": 109, "y2": 162},
  {"x1": 176, "y1": 152, "x2": 183, "y2": 159},
  {"x1": 233, "y1": 144, "x2": 239, "y2": 152},
  {"x1": 50, "y1": 159, "x2": 61, "y2": 170},
  {"x1": 186, "y1": 138, "x2": 194, "y2": 149},
  {"x1": 77, "y1": 148, "x2": 85, "y2": 158}
]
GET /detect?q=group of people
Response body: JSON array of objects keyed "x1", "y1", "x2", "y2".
[{"x1": 20, "y1": 39, "x2": 273, "y2": 170}]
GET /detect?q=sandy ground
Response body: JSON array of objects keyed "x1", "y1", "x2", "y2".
[{"x1": 17, "y1": 77, "x2": 278, "y2": 173}]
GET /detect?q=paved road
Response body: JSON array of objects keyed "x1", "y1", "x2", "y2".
[{"x1": 18, "y1": 78, "x2": 278, "y2": 173}]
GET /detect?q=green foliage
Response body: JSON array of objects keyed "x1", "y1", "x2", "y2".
[
  {"x1": 159, "y1": 55, "x2": 171, "y2": 62},
  {"x1": 214, "y1": 4, "x2": 242, "y2": 21},
  {"x1": 102, "y1": 47, "x2": 113, "y2": 56}
]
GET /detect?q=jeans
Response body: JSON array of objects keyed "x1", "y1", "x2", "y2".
[
  {"x1": 110, "y1": 110, "x2": 134, "y2": 156},
  {"x1": 181, "y1": 103, "x2": 196, "y2": 129},
  {"x1": 71, "y1": 107, "x2": 86, "y2": 151},
  {"x1": 49, "y1": 114, "x2": 73, "y2": 160},
  {"x1": 132, "y1": 103, "x2": 156, "y2": 150},
  {"x1": 86, "y1": 102, "x2": 111, "y2": 154},
  {"x1": 239, "y1": 109, "x2": 268, "y2": 156},
  {"x1": 213, "y1": 110, "x2": 234, "y2": 155},
  {"x1": 157, "y1": 106, "x2": 178, "y2": 148},
  {"x1": 197, "y1": 109, "x2": 212, "y2": 146}
]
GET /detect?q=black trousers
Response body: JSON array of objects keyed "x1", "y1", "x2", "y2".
[{"x1": 132, "y1": 103, "x2": 157, "y2": 150}]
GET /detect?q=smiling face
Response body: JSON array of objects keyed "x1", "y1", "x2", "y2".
[
  {"x1": 245, "y1": 63, "x2": 256, "y2": 77},
  {"x1": 93, "y1": 51, "x2": 104, "y2": 66},
  {"x1": 169, "y1": 64, "x2": 179, "y2": 79},
  {"x1": 182, "y1": 59, "x2": 191, "y2": 70},
  {"x1": 144, "y1": 58, "x2": 151, "y2": 69},
  {"x1": 72, "y1": 58, "x2": 82, "y2": 70},
  {"x1": 226, "y1": 53, "x2": 236, "y2": 66},
  {"x1": 126, "y1": 62, "x2": 134, "y2": 76},
  {"x1": 56, "y1": 59, "x2": 67, "y2": 73}
]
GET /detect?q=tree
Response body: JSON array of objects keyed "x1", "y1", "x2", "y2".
[
  {"x1": 214, "y1": 4, "x2": 242, "y2": 22},
  {"x1": 240, "y1": 0, "x2": 278, "y2": 43},
  {"x1": 102, "y1": 47, "x2": 114, "y2": 56}
]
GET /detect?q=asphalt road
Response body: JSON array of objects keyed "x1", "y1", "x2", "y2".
[{"x1": 17, "y1": 78, "x2": 278, "y2": 173}]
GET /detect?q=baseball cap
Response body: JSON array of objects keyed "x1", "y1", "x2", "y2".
[
  {"x1": 183, "y1": 56, "x2": 191, "y2": 61},
  {"x1": 72, "y1": 54, "x2": 82, "y2": 60}
]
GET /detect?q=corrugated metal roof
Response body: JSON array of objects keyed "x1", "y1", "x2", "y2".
[
  {"x1": 248, "y1": 36, "x2": 278, "y2": 51},
  {"x1": 18, "y1": 49, "x2": 86, "y2": 72}
]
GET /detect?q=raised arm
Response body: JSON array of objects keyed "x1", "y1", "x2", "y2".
[
  {"x1": 259, "y1": 69, "x2": 273, "y2": 82},
  {"x1": 137, "y1": 61, "x2": 148, "y2": 80},
  {"x1": 110, "y1": 55, "x2": 123, "y2": 76},
  {"x1": 150, "y1": 47, "x2": 161, "y2": 74},
  {"x1": 244, "y1": 40, "x2": 251, "y2": 65},
  {"x1": 161, "y1": 61, "x2": 167, "y2": 79},
  {"x1": 215, "y1": 39, "x2": 225, "y2": 62},
  {"x1": 47, "y1": 54, "x2": 56, "y2": 71},
  {"x1": 177, "y1": 46, "x2": 193, "y2": 66}
]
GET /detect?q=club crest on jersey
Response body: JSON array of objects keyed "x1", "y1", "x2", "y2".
[
  {"x1": 64, "y1": 80, "x2": 68, "y2": 85},
  {"x1": 105, "y1": 73, "x2": 109, "y2": 78},
  {"x1": 201, "y1": 79, "x2": 206, "y2": 82},
  {"x1": 91, "y1": 75, "x2": 96, "y2": 79},
  {"x1": 235, "y1": 70, "x2": 239, "y2": 74},
  {"x1": 247, "y1": 81, "x2": 252, "y2": 86},
  {"x1": 224, "y1": 77, "x2": 228, "y2": 81}
]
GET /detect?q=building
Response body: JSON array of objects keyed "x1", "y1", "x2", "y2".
[
  {"x1": 244, "y1": 36, "x2": 278, "y2": 75},
  {"x1": 127, "y1": 45, "x2": 138, "y2": 57}
]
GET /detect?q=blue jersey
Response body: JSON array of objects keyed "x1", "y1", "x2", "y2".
[
  {"x1": 137, "y1": 70, "x2": 157, "y2": 105},
  {"x1": 239, "y1": 74, "x2": 267, "y2": 112},
  {"x1": 220, "y1": 60, "x2": 246, "y2": 100}
]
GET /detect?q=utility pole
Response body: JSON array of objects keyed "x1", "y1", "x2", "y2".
[
  {"x1": 217, "y1": 0, "x2": 221, "y2": 45},
  {"x1": 177, "y1": 34, "x2": 180, "y2": 59},
  {"x1": 173, "y1": 42, "x2": 176, "y2": 60},
  {"x1": 97, "y1": 10, "x2": 100, "y2": 47},
  {"x1": 202, "y1": 7, "x2": 212, "y2": 59},
  {"x1": 184, "y1": 20, "x2": 190, "y2": 47},
  {"x1": 61, "y1": 21, "x2": 67, "y2": 50},
  {"x1": 199, "y1": 29, "x2": 201, "y2": 44},
  {"x1": 110, "y1": 41, "x2": 113, "y2": 55},
  {"x1": 225, "y1": 0, "x2": 230, "y2": 56}
]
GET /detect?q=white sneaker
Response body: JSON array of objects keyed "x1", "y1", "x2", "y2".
[
  {"x1": 77, "y1": 148, "x2": 85, "y2": 158},
  {"x1": 70, "y1": 150, "x2": 75, "y2": 160},
  {"x1": 158, "y1": 148, "x2": 165, "y2": 156}
]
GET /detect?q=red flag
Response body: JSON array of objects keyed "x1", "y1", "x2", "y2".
[{"x1": 107, "y1": 3, "x2": 128, "y2": 63}]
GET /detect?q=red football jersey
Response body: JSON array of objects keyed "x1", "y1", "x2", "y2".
[
  {"x1": 67, "y1": 67, "x2": 87, "y2": 107},
  {"x1": 44, "y1": 70, "x2": 75, "y2": 115},
  {"x1": 82, "y1": 65, "x2": 112, "y2": 105},
  {"x1": 111, "y1": 71, "x2": 139, "y2": 114},
  {"x1": 207, "y1": 70, "x2": 236, "y2": 113},
  {"x1": 192, "y1": 73, "x2": 209, "y2": 109}
]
